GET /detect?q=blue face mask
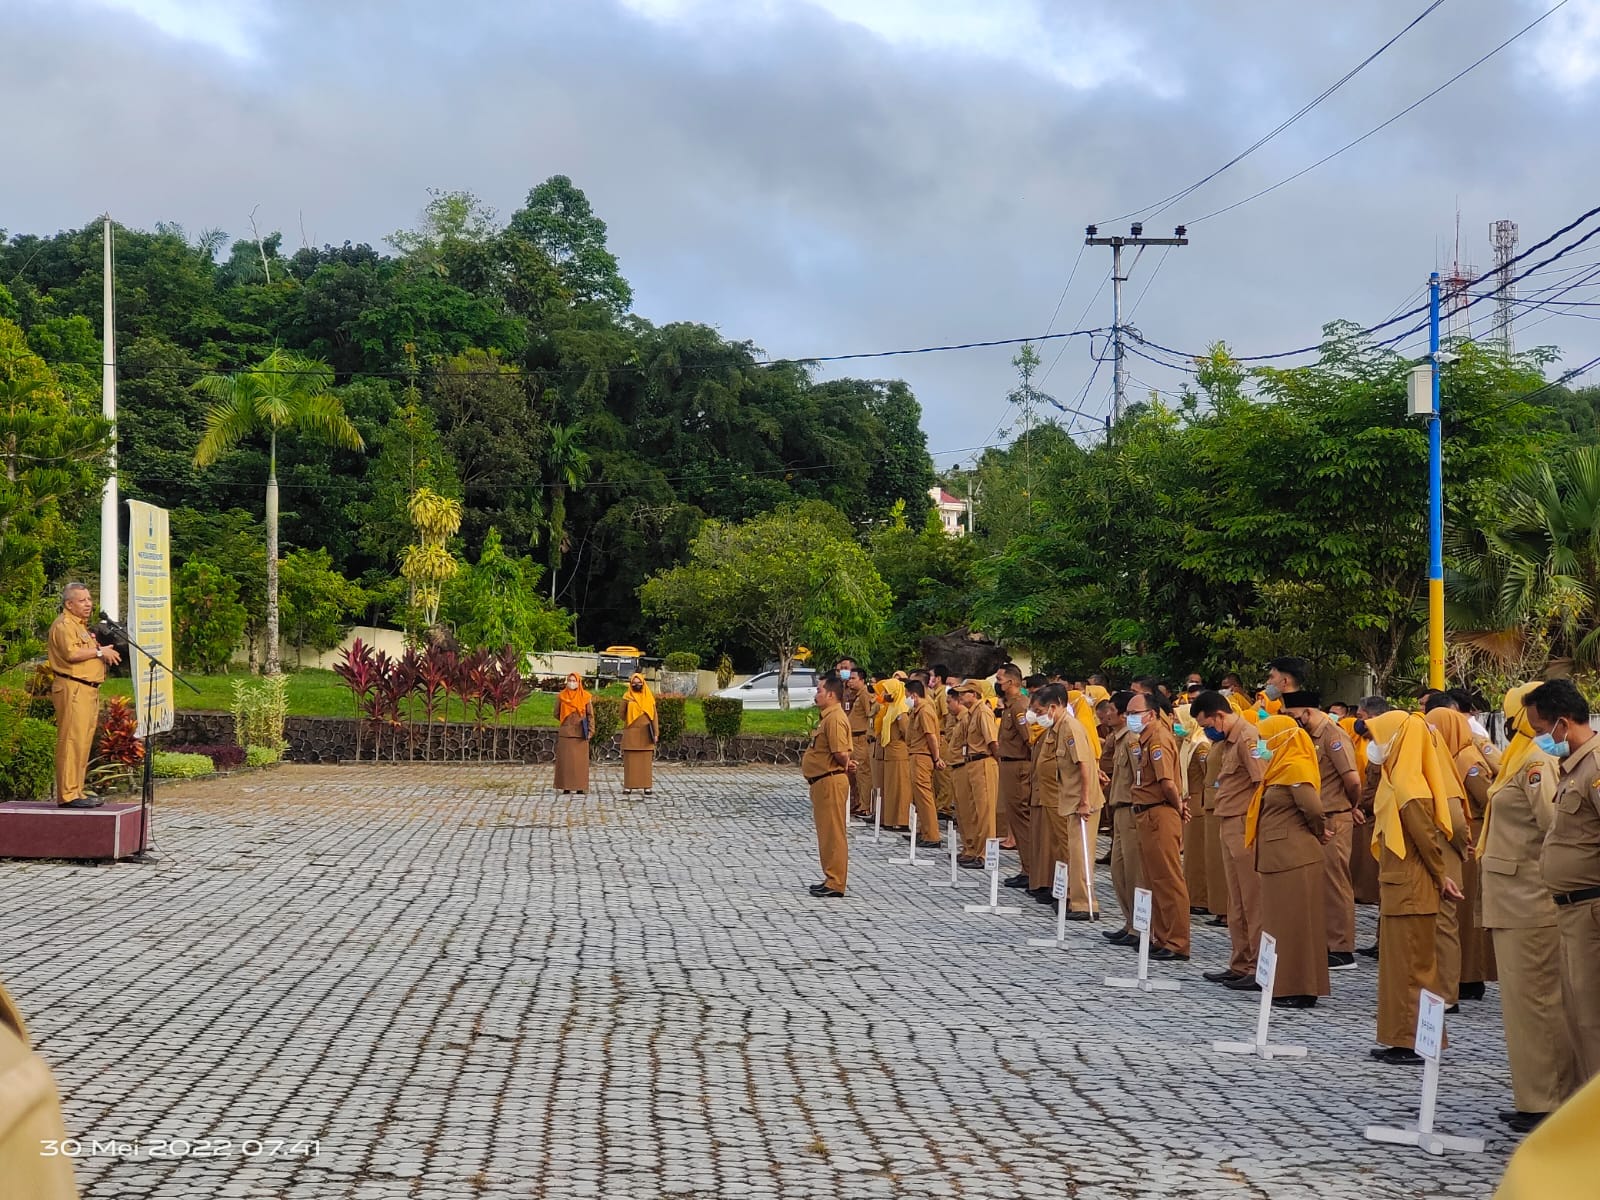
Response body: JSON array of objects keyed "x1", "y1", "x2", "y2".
[
  {"x1": 1125, "y1": 712, "x2": 1146, "y2": 733},
  {"x1": 1535, "y1": 731, "x2": 1569, "y2": 758},
  {"x1": 1256, "y1": 708, "x2": 1270, "y2": 721},
  {"x1": 839, "y1": 669, "x2": 852, "y2": 680},
  {"x1": 1204, "y1": 727, "x2": 1226, "y2": 743},
  {"x1": 1255, "y1": 737, "x2": 1272, "y2": 761},
  {"x1": 1353, "y1": 718, "x2": 1368, "y2": 738}
]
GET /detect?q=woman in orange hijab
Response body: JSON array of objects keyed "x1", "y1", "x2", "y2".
[
  {"x1": 621, "y1": 672, "x2": 658, "y2": 796},
  {"x1": 554, "y1": 672, "x2": 594, "y2": 794}
]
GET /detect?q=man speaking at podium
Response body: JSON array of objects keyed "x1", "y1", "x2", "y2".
[{"x1": 47, "y1": 582, "x2": 120, "y2": 808}]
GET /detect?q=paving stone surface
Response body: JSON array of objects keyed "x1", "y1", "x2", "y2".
[{"x1": 0, "y1": 763, "x2": 1518, "y2": 1198}]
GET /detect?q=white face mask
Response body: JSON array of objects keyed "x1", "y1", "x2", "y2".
[
  {"x1": 906, "y1": 696, "x2": 917, "y2": 707},
  {"x1": 1037, "y1": 714, "x2": 1055, "y2": 729},
  {"x1": 1467, "y1": 715, "x2": 1489, "y2": 740},
  {"x1": 1022, "y1": 711, "x2": 1037, "y2": 725},
  {"x1": 567, "y1": 680, "x2": 579, "y2": 691},
  {"x1": 1367, "y1": 736, "x2": 1394, "y2": 765}
]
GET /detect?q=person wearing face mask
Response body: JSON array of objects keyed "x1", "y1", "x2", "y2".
[
  {"x1": 995, "y1": 664, "x2": 1031, "y2": 859},
  {"x1": 1479, "y1": 682, "x2": 1579, "y2": 1135},
  {"x1": 876, "y1": 678, "x2": 912, "y2": 832},
  {"x1": 802, "y1": 674, "x2": 856, "y2": 898},
  {"x1": 1176, "y1": 703, "x2": 1210, "y2": 915},
  {"x1": 1363, "y1": 708, "x2": 1465, "y2": 1065},
  {"x1": 1426, "y1": 702, "x2": 1499, "y2": 1003},
  {"x1": 953, "y1": 679, "x2": 1001, "y2": 868},
  {"x1": 1191, "y1": 691, "x2": 1266, "y2": 987},
  {"x1": 554, "y1": 672, "x2": 594, "y2": 794},
  {"x1": 620, "y1": 672, "x2": 659, "y2": 795},
  {"x1": 837, "y1": 660, "x2": 876, "y2": 819},
  {"x1": 1022, "y1": 692, "x2": 1062, "y2": 902},
  {"x1": 1181, "y1": 673, "x2": 1207, "y2": 704},
  {"x1": 1522, "y1": 678, "x2": 1600, "y2": 1086},
  {"x1": 1100, "y1": 690, "x2": 1147, "y2": 946},
  {"x1": 1351, "y1": 696, "x2": 1389, "y2": 919},
  {"x1": 1245, "y1": 715, "x2": 1329, "y2": 1008},
  {"x1": 1039, "y1": 684, "x2": 1104, "y2": 917},
  {"x1": 1415, "y1": 705, "x2": 1474, "y2": 1009},
  {"x1": 1256, "y1": 655, "x2": 1309, "y2": 722},
  {"x1": 922, "y1": 666, "x2": 956, "y2": 818},
  {"x1": 1124, "y1": 690, "x2": 1191, "y2": 960},
  {"x1": 1284, "y1": 691, "x2": 1364, "y2": 972},
  {"x1": 904, "y1": 680, "x2": 945, "y2": 849},
  {"x1": 947, "y1": 686, "x2": 975, "y2": 862}
]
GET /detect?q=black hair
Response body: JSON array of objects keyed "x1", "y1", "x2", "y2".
[
  {"x1": 1189, "y1": 690, "x2": 1231, "y2": 719},
  {"x1": 1422, "y1": 692, "x2": 1460, "y2": 713},
  {"x1": 1266, "y1": 656, "x2": 1310, "y2": 686},
  {"x1": 931, "y1": 662, "x2": 950, "y2": 679},
  {"x1": 1525, "y1": 679, "x2": 1589, "y2": 726},
  {"x1": 1446, "y1": 687, "x2": 1476, "y2": 712},
  {"x1": 818, "y1": 674, "x2": 845, "y2": 700},
  {"x1": 1358, "y1": 695, "x2": 1391, "y2": 717},
  {"x1": 1111, "y1": 689, "x2": 1134, "y2": 714},
  {"x1": 1034, "y1": 683, "x2": 1069, "y2": 707},
  {"x1": 1023, "y1": 674, "x2": 1047, "y2": 690},
  {"x1": 905, "y1": 679, "x2": 926, "y2": 698},
  {"x1": 998, "y1": 663, "x2": 1023, "y2": 683}
]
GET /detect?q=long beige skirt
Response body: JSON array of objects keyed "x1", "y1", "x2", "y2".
[
  {"x1": 555, "y1": 713, "x2": 590, "y2": 792},
  {"x1": 1260, "y1": 862, "x2": 1329, "y2": 998}
]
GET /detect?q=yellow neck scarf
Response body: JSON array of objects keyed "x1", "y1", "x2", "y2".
[
  {"x1": 1245, "y1": 715, "x2": 1322, "y2": 845},
  {"x1": 1068, "y1": 690, "x2": 1102, "y2": 760},
  {"x1": 876, "y1": 678, "x2": 909, "y2": 745},
  {"x1": 1365, "y1": 710, "x2": 1454, "y2": 860},
  {"x1": 623, "y1": 674, "x2": 657, "y2": 726}
]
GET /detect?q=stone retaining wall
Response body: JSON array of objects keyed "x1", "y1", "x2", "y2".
[{"x1": 168, "y1": 713, "x2": 806, "y2": 766}]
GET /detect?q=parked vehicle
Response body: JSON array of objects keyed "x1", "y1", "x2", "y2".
[{"x1": 713, "y1": 668, "x2": 818, "y2": 709}]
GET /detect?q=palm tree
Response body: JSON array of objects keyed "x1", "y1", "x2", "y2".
[
  {"x1": 194, "y1": 349, "x2": 363, "y2": 675},
  {"x1": 544, "y1": 422, "x2": 591, "y2": 601}
]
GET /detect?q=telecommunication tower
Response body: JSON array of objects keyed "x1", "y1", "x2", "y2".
[
  {"x1": 1491, "y1": 219, "x2": 1519, "y2": 355},
  {"x1": 1440, "y1": 209, "x2": 1477, "y2": 343}
]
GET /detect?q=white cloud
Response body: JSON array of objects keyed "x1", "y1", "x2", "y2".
[
  {"x1": 1528, "y1": 0, "x2": 1600, "y2": 90},
  {"x1": 42, "y1": 0, "x2": 270, "y2": 59}
]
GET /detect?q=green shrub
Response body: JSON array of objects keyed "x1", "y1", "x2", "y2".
[
  {"x1": 656, "y1": 696, "x2": 686, "y2": 746},
  {"x1": 0, "y1": 710, "x2": 56, "y2": 800},
  {"x1": 591, "y1": 696, "x2": 622, "y2": 755},
  {"x1": 231, "y1": 675, "x2": 288, "y2": 751},
  {"x1": 152, "y1": 751, "x2": 214, "y2": 779},
  {"x1": 245, "y1": 745, "x2": 282, "y2": 768},
  {"x1": 662, "y1": 651, "x2": 699, "y2": 672},
  {"x1": 701, "y1": 697, "x2": 744, "y2": 740},
  {"x1": 174, "y1": 558, "x2": 247, "y2": 673}
]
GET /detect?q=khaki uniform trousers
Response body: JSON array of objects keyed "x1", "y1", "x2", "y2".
[
  {"x1": 1048, "y1": 802, "x2": 1104, "y2": 913},
  {"x1": 964, "y1": 759, "x2": 999, "y2": 855},
  {"x1": 1322, "y1": 810, "x2": 1357, "y2": 953},
  {"x1": 1493, "y1": 923, "x2": 1581, "y2": 1112},
  {"x1": 952, "y1": 761, "x2": 975, "y2": 856},
  {"x1": 51, "y1": 679, "x2": 99, "y2": 803},
  {"x1": 1135, "y1": 804, "x2": 1190, "y2": 955},
  {"x1": 1110, "y1": 804, "x2": 1144, "y2": 932},
  {"x1": 1556, "y1": 897, "x2": 1600, "y2": 1081},
  {"x1": 1203, "y1": 809, "x2": 1229, "y2": 918},
  {"x1": 1435, "y1": 843, "x2": 1466, "y2": 1005},
  {"x1": 1219, "y1": 813, "x2": 1264, "y2": 975},
  {"x1": 810, "y1": 774, "x2": 850, "y2": 892},
  {"x1": 908, "y1": 754, "x2": 939, "y2": 843},
  {"x1": 848, "y1": 734, "x2": 872, "y2": 816},
  {"x1": 999, "y1": 758, "x2": 1032, "y2": 855}
]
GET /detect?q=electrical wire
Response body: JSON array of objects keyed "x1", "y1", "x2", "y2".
[
  {"x1": 1101, "y1": 0, "x2": 1448, "y2": 225},
  {"x1": 1188, "y1": 0, "x2": 1573, "y2": 225}
]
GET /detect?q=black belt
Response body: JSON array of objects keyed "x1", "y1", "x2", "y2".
[
  {"x1": 1001, "y1": 756, "x2": 1029, "y2": 762},
  {"x1": 54, "y1": 672, "x2": 102, "y2": 689},
  {"x1": 964, "y1": 753, "x2": 991, "y2": 762},
  {"x1": 806, "y1": 769, "x2": 846, "y2": 785},
  {"x1": 1553, "y1": 886, "x2": 1600, "y2": 906},
  {"x1": 1132, "y1": 801, "x2": 1170, "y2": 814}
]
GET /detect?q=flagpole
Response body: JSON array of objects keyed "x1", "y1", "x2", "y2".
[{"x1": 100, "y1": 214, "x2": 119, "y2": 620}]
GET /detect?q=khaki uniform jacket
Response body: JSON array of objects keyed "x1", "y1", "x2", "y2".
[
  {"x1": 910, "y1": 700, "x2": 941, "y2": 758},
  {"x1": 997, "y1": 693, "x2": 1031, "y2": 761},
  {"x1": 1480, "y1": 752, "x2": 1560, "y2": 929},
  {"x1": 1541, "y1": 734, "x2": 1600, "y2": 895},
  {"x1": 1057, "y1": 713, "x2": 1103, "y2": 816},
  {"x1": 1201, "y1": 734, "x2": 1227, "y2": 811},
  {"x1": 1213, "y1": 721, "x2": 1263, "y2": 818},
  {"x1": 1106, "y1": 726, "x2": 1135, "y2": 808},
  {"x1": 1305, "y1": 713, "x2": 1357, "y2": 814},
  {"x1": 1128, "y1": 722, "x2": 1180, "y2": 809},
  {"x1": 48, "y1": 611, "x2": 105, "y2": 683},
  {"x1": 1255, "y1": 784, "x2": 1326, "y2": 873},
  {"x1": 963, "y1": 702, "x2": 998, "y2": 760},
  {"x1": 1378, "y1": 798, "x2": 1450, "y2": 917},
  {"x1": 843, "y1": 681, "x2": 876, "y2": 737},
  {"x1": 802, "y1": 706, "x2": 852, "y2": 781},
  {"x1": 1033, "y1": 723, "x2": 1062, "y2": 810}
]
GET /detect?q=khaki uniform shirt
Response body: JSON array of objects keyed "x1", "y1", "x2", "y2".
[
  {"x1": 997, "y1": 693, "x2": 1031, "y2": 761},
  {"x1": 1305, "y1": 712, "x2": 1357, "y2": 814},
  {"x1": 1033, "y1": 723, "x2": 1062, "y2": 811},
  {"x1": 1128, "y1": 722, "x2": 1181, "y2": 809},
  {"x1": 910, "y1": 701, "x2": 940, "y2": 758},
  {"x1": 963, "y1": 702, "x2": 998, "y2": 760},
  {"x1": 1378, "y1": 798, "x2": 1449, "y2": 916},
  {"x1": 1480, "y1": 752, "x2": 1560, "y2": 928},
  {"x1": 1058, "y1": 713, "x2": 1102, "y2": 816},
  {"x1": 1541, "y1": 734, "x2": 1600, "y2": 895},
  {"x1": 48, "y1": 611, "x2": 104, "y2": 683},
  {"x1": 1254, "y1": 783, "x2": 1326, "y2": 873},
  {"x1": 802, "y1": 706, "x2": 851, "y2": 782},
  {"x1": 1106, "y1": 727, "x2": 1135, "y2": 808},
  {"x1": 1201, "y1": 734, "x2": 1227, "y2": 812},
  {"x1": 1213, "y1": 720, "x2": 1263, "y2": 819}
]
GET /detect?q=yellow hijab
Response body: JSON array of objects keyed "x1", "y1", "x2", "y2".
[
  {"x1": 1068, "y1": 690, "x2": 1102, "y2": 759},
  {"x1": 1176, "y1": 703, "x2": 1202, "y2": 787},
  {"x1": 1482, "y1": 682, "x2": 1552, "y2": 854},
  {"x1": 1245, "y1": 715, "x2": 1321, "y2": 845},
  {"x1": 1365, "y1": 709, "x2": 1454, "y2": 860},
  {"x1": 1228, "y1": 690, "x2": 1260, "y2": 726},
  {"x1": 1338, "y1": 715, "x2": 1369, "y2": 775},
  {"x1": 623, "y1": 673, "x2": 657, "y2": 726},
  {"x1": 1425, "y1": 707, "x2": 1490, "y2": 816},
  {"x1": 876, "y1": 678, "x2": 909, "y2": 745},
  {"x1": 556, "y1": 673, "x2": 592, "y2": 724}
]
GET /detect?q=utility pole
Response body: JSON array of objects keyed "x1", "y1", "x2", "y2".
[
  {"x1": 100, "y1": 214, "x2": 119, "y2": 620},
  {"x1": 1427, "y1": 271, "x2": 1444, "y2": 691},
  {"x1": 1084, "y1": 223, "x2": 1189, "y2": 423}
]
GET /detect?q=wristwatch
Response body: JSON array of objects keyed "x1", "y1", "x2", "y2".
[{"x1": 95, "y1": 646, "x2": 103, "y2": 658}]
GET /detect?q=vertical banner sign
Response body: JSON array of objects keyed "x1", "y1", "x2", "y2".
[{"x1": 126, "y1": 500, "x2": 174, "y2": 738}]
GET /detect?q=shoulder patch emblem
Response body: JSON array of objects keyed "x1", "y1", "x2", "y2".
[
  {"x1": 1467, "y1": 766, "x2": 1481, "y2": 777},
  {"x1": 1528, "y1": 770, "x2": 1542, "y2": 785},
  {"x1": 1331, "y1": 741, "x2": 1343, "y2": 751},
  {"x1": 1151, "y1": 749, "x2": 1163, "y2": 761}
]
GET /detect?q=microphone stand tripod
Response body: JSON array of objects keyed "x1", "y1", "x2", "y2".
[{"x1": 98, "y1": 611, "x2": 200, "y2": 863}]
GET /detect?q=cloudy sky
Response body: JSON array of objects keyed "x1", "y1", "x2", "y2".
[{"x1": 7, "y1": 0, "x2": 1600, "y2": 465}]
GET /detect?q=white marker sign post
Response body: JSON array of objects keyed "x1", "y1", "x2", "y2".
[
  {"x1": 1079, "y1": 814, "x2": 1097, "y2": 920},
  {"x1": 964, "y1": 837, "x2": 1021, "y2": 916},
  {"x1": 1105, "y1": 888, "x2": 1180, "y2": 992},
  {"x1": 891, "y1": 804, "x2": 930, "y2": 867},
  {"x1": 871, "y1": 789, "x2": 882, "y2": 843},
  {"x1": 930, "y1": 823, "x2": 969, "y2": 889},
  {"x1": 1027, "y1": 861, "x2": 1074, "y2": 950},
  {"x1": 1212, "y1": 932, "x2": 1305, "y2": 1060},
  {"x1": 1364, "y1": 990, "x2": 1485, "y2": 1155}
]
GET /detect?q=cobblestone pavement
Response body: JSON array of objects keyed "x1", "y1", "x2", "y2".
[{"x1": 0, "y1": 764, "x2": 1518, "y2": 1199}]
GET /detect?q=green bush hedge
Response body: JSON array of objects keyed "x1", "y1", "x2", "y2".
[
  {"x1": 152, "y1": 751, "x2": 215, "y2": 779},
  {"x1": 591, "y1": 696, "x2": 622, "y2": 755},
  {"x1": 656, "y1": 696, "x2": 686, "y2": 746},
  {"x1": 245, "y1": 745, "x2": 283, "y2": 768},
  {"x1": 701, "y1": 697, "x2": 744, "y2": 741},
  {"x1": 662, "y1": 651, "x2": 700, "y2": 672},
  {"x1": 0, "y1": 714, "x2": 56, "y2": 800}
]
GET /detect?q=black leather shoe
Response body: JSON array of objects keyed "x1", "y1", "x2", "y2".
[
  {"x1": 1370, "y1": 1046, "x2": 1423, "y2": 1066},
  {"x1": 1459, "y1": 981, "x2": 1486, "y2": 1001},
  {"x1": 1204, "y1": 969, "x2": 1245, "y2": 984},
  {"x1": 808, "y1": 883, "x2": 831, "y2": 895},
  {"x1": 1272, "y1": 995, "x2": 1317, "y2": 1009},
  {"x1": 1003, "y1": 874, "x2": 1030, "y2": 889},
  {"x1": 1223, "y1": 976, "x2": 1261, "y2": 992},
  {"x1": 1104, "y1": 929, "x2": 1137, "y2": 946},
  {"x1": 1065, "y1": 910, "x2": 1092, "y2": 922},
  {"x1": 1506, "y1": 1111, "x2": 1548, "y2": 1135},
  {"x1": 957, "y1": 857, "x2": 985, "y2": 870},
  {"x1": 1030, "y1": 889, "x2": 1055, "y2": 904},
  {"x1": 1207, "y1": 915, "x2": 1227, "y2": 927},
  {"x1": 1189, "y1": 906, "x2": 1208, "y2": 915},
  {"x1": 810, "y1": 887, "x2": 845, "y2": 899},
  {"x1": 62, "y1": 797, "x2": 104, "y2": 809},
  {"x1": 1445, "y1": 1004, "x2": 1460, "y2": 1014},
  {"x1": 1356, "y1": 943, "x2": 1380, "y2": 959},
  {"x1": 1328, "y1": 952, "x2": 1357, "y2": 971},
  {"x1": 917, "y1": 840, "x2": 943, "y2": 849},
  {"x1": 1149, "y1": 947, "x2": 1189, "y2": 962}
]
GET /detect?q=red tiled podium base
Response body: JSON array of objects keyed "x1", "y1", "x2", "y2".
[{"x1": 0, "y1": 802, "x2": 148, "y2": 860}]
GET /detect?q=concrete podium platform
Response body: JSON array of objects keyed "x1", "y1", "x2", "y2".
[{"x1": 0, "y1": 801, "x2": 147, "y2": 860}]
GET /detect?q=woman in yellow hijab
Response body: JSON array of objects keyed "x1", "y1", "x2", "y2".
[
  {"x1": 1480, "y1": 683, "x2": 1579, "y2": 1129},
  {"x1": 1244, "y1": 715, "x2": 1329, "y2": 1006},
  {"x1": 1363, "y1": 708, "x2": 1464, "y2": 1064},
  {"x1": 876, "y1": 678, "x2": 912, "y2": 830},
  {"x1": 554, "y1": 672, "x2": 594, "y2": 794},
  {"x1": 1175, "y1": 704, "x2": 1210, "y2": 914},
  {"x1": 621, "y1": 672, "x2": 658, "y2": 796},
  {"x1": 1425, "y1": 705, "x2": 1496, "y2": 1003}
]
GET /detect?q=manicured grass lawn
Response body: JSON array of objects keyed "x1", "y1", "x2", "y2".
[{"x1": 88, "y1": 669, "x2": 815, "y2": 735}]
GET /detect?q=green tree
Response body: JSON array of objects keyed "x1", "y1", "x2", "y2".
[
  {"x1": 194, "y1": 348, "x2": 365, "y2": 674},
  {"x1": 869, "y1": 503, "x2": 980, "y2": 666},
  {"x1": 507, "y1": 175, "x2": 633, "y2": 314},
  {"x1": 640, "y1": 502, "x2": 891, "y2": 707},
  {"x1": 441, "y1": 526, "x2": 576, "y2": 655},
  {"x1": 173, "y1": 559, "x2": 247, "y2": 673},
  {"x1": 278, "y1": 547, "x2": 367, "y2": 666},
  {"x1": 543, "y1": 422, "x2": 591, "y2": 600}
]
